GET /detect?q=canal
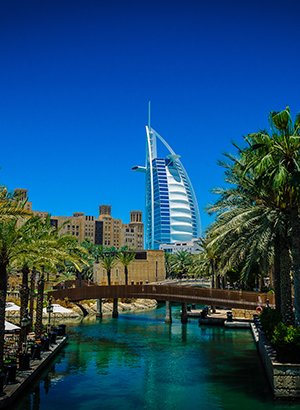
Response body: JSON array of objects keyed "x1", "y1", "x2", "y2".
[{"x1": 14, "y1": 305, "x2": 300, "y2": 410}]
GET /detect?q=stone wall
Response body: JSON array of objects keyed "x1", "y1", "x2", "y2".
[
  {"x1": 232, "y1": 308, "x2": 256, "y2": 319},
  {"x1": 6, "y1": 299, "x2": 158, "y2": 320},
  {"x1": 251, "y1": 323, "x2": 300, "y2": 398},
  {"x1": 94, "y1": 250, "x2": 166, "y2": 285}
]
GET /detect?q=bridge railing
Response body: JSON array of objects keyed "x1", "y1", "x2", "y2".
[{"x1": 48, "y1": 284, "x2": 275, "y2": 310}]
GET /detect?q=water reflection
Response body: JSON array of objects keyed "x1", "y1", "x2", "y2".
[{"x1": 13, "y1": 307, "x2": 300, "y2": 410}]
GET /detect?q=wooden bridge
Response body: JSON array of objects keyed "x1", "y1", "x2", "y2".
[{"x1": 48, "y1": 284, "x2": 274, "y2": 323}]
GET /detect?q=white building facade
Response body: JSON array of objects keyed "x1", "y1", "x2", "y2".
[{"x1": 159, "y1": 238, "x2": 200, "y2": 254}]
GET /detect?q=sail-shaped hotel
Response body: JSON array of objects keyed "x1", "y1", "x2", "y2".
[{"x1": 132, "y1": 108, "x2": 201, "y2": 250}]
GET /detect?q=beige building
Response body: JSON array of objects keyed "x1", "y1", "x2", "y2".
[
  {"x1": 97, "y1": 205, "x2": 122, "y2": 248},
  {"x1": 14, "y1": 189, "x2": 49, "y2": 226},
  {"x1": 13, "y1": 189, "x2": 144, "y2": 250},
  {"x1": 97, "y1": 206, "x2": 144, "y2": 250},
  {"x1": 93, "y1": 250, "x2": 165, "y2": 285},
  {"x1": 121, "y1": 211, "x2": 143, "y2": 250},
  {"x1": 51, "y1": 213, "x2": 96, "y2": 244}
]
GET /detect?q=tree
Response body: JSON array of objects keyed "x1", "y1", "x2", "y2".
[
  {"x1": 205, "y1": 106, "x2": 300, "y2": 325},
  {"x1": 117, "y1": 251, "x2": 136, "y2": 285},
  {"x1": 206, "y1": 147, "x2": 294, "y2": 323},
  {"x1": 164, "y1": 252, "x2": 175, "y2": 278},
  {"x1": 171, "y1": 250, "x2": 193, "y2": 279},
  {"x1": 0, "y1": 188, "x2": 31, "y2": 369},
  {"x1": 195, "y1": 236, "x2": 219, "y2": 288},
  {"x1": 14, "y1": 216, "x2": 46, "y2": 341},
  {"x1": 99, "y1": 252, "x2": 118, "y2": 285},
  {"x1": 28, "y1": 216, "x2": 88, "y2": 335},
  {"x1": 0, "y1": 186, "x2": 31, "y2": 222},
  {"x1": 240, "y1": 106, "x2": 300, "y2": 324}
]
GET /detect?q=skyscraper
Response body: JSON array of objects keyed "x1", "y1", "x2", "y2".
[{"x1": 132, "y1": 107, "x2": 201, "y2": 249}]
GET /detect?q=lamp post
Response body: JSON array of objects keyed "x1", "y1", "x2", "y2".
[{"x1": 46, "y1": 299, "x2": 53, "y2": 328}]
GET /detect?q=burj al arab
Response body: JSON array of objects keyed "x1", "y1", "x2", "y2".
[{"x1": 132, "y1": 104, "x2": 201, "y2": 250}]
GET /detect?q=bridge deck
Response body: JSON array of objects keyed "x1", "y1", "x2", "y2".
[{"x1": 48, "y1": 284, "x2": 274, "y2": 310}]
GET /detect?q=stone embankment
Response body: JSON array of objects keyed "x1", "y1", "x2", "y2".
[
  {"x1": 251, "y1": 322, "x2": 300, "y2": 398},
  {"x1": 6, "y1": 299, "x2": 158, "y2": 319}
]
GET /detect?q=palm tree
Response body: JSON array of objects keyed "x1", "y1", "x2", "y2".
[
  {"x1": 205, "y1": 107, "x2": 300, "y2": 324},
  {"x1": 79, "y1": 239, "x2": 97, "y2": 281},
  {"x1": 57, "y1": 269, "x2": 77, "y2": 282},
  {"x1": 25, "y1": 216, "x2": 88, "y2": 336},
  {"x1": 164, "y1": 252, "x2": 175, "y2": 278},
  {"x1": 240, "y1": 107, "x2": 300, "y2": 324},
  {"x1": 34, "y1": 238, "x2": 88, "y2": 336},
  {"x1": 171, "y1": 250, "x2": 193, "y2": 279},
  {"x1": 14, "y1": 216, "x2": 46, "y2": 340},
  {"x1": 0, "y1": 186, "x2": 31, "y2": 222},
  {"x1": 195, "y1": 236, "x2": 219, "y2": 288},
  {"x1": 206, "y1": 152, "x2": 294, "y2": 322},
  {"x1": 117, "y1": 251, "x2": 136, "y2": 285},
  {"x1": 99, "y1": 252, "x2": 118, "y2": 285},
  {"x1": 0, "y1": 188, "x2": 32, "y2": 368},
  {"x1": 29, "y1": 266, "x2": 37, "y2": 330}
]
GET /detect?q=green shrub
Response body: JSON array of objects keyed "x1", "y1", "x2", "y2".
[
  {"x1": 259, "y1": 308, "x2": 282, "y2": 338},
  {"x1": 271, "y1": 323, "x2": 300, "y2": 363},
  {"x1": 259, "y1": 309, "x2": 300, "y2": 363}
]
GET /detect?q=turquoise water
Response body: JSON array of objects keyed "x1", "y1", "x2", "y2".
[{"x1": 14, "y1": 305, "x2": 300, "y2": 410}]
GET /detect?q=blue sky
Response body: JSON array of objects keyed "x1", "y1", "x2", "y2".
[{"x1": 1, "y1": 0, "x2": 300, "y2": 234}]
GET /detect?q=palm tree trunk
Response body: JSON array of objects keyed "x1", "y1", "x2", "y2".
[
  {"x1": 0, "y1": 262, "x2": 8, "y2": 370},
  {"x1": 260, "y1": 275, "x2": 264, "y2": 291},
  {"x1": 280, "y1": 229, "x2": 294, "y2": 325},
  {"x1": 210, "y1": 259, "x2": 215, "y2": 288},
  {"x1": 29, "y1": 267, "x2": 36, "y2": 332},
  {"x1": 35, "y1": 267, "x2": 45, "y2": 336},
  {"x1": 210, "y1": 259, "x2": 216, "y2": 312},
  {"x1": 19, "y1": 263, "x2": 30, "y2": 344},
  {"x1": 274, "y1": 232, "x2": 281, "y2": 311},
  {"x1": 107, "y1": 269, "x2": 111, "y2": 286},
  {"x1": 125, "y1": 266, "x2": 128, "y2": 285},
  {"x1": 290, "y1": 206, "x2": 300, "y2": 326}
]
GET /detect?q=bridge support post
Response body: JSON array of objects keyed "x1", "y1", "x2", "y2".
[
  {"x1": 112, "y1": 298, "x2": 118, "y2": 318},
  {"x1": 181, "y1": 303, "x2": 188, "y2": 324},
  {"x1": 96, "y1": 299, "x2": 102, "y2": 318},
  {"x1": 165, "y1": 301, "x2": 172, "y2": 324}
]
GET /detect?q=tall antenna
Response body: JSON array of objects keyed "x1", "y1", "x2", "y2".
[{"x1": 148, "y1": 101, "x2": 151, "y2": 129}]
